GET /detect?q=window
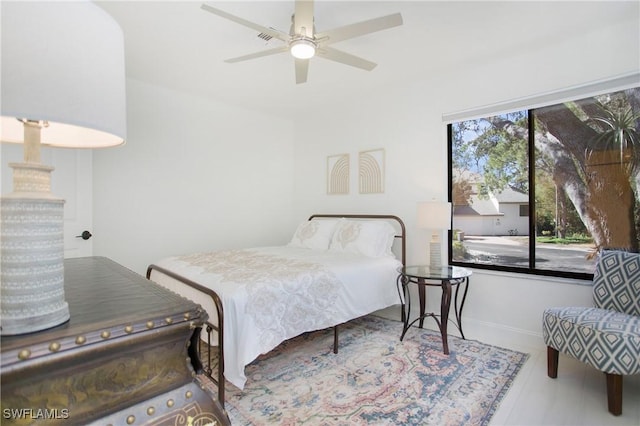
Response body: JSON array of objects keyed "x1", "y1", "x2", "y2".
[{"x1": 448, "y1": 87, "x2": 639, "y2": 279}]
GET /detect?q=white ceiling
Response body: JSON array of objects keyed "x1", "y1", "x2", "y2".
[{"x1": 95, "y1": 1, "x2": 634, "y2": 119}]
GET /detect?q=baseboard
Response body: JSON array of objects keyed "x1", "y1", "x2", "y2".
[
  {"x1": 373, "y1": 305, "x2": 543, "y2": 354},
  {"x1": 456, "y1": 317, "x2": 543, "y2": 353}
]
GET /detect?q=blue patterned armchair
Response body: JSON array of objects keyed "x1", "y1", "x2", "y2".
[{"x1": 542, "y1": 250, "x2": 640, "y2": 416}]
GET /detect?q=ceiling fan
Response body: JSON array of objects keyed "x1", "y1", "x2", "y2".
[{"x1": 201, "y1": 0, "x2": 403, "y2": 84}]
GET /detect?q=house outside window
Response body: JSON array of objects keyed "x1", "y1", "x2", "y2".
[{"x1": 448, "y1": 86, "x2": 639, "y2": 279}]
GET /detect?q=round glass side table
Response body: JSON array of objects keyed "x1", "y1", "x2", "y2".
[{"x1": 396, "y1": 265, "x2": 472, "y2": 354}]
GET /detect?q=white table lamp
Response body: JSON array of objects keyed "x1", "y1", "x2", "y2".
[
  {"x1": 1, "y1": 1, "x2": 126, "y2": 335},
  {"x1": 417, "y1": 201, "x2": 452, "y2": 268}
]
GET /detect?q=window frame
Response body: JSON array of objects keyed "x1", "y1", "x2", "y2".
[
  {"x1": 444, "y1": 74, "x2": 639, "y2": 281},
  {"x1": 447, "y1": 110, "x2": 595, "y2": 281}
]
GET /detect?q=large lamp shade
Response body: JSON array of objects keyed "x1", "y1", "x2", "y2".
[
  {"x1": 1, "y1": 1, "x2": 126, "y2": 147},
  {"x1": 417, "y1": 201, "x2": 452, "y2": 268},
  {"x1": 417, "y1": 201, "x2": 452, "y2": 231}
]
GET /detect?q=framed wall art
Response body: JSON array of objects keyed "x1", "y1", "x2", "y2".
[
  {"x1": 327, "y1": 153, "x2": 349, "y2": 194},
  {"x1": 359, "y1": 148, "x2": 385, "y2": 194}
]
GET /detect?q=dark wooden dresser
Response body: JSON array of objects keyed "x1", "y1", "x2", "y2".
[{"x1": 1, "y1": 256, "x2": 229, "y2": 425}]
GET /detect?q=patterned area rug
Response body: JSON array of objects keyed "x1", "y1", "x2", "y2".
[{"x1": 210, "y1": 315, "x2": 528, "y2": 425}]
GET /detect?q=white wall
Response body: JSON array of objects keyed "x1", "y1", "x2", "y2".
[
  {"x1": 93, "y1": 79, "x2": 295, "y2": 274},
  {"x1": 497, "y1": 204, "x2": 528, "y2": 237},
  {"x1": 290, "y1": 6, "x2": 639, "y2": 344}
]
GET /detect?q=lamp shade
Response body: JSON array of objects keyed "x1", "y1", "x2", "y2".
[
  {"x1": 0, "y1": 0, "x2": 127, "y2": 148},
  {"x1": 417, "y1": 201, "x2": 452, "y2": 230}
]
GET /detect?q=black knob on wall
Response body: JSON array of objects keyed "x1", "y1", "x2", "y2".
[{"x1": 76, "y1": 231, "x2": 92, "y2": 240}]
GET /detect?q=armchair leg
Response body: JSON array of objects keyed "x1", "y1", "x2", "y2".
[
  {"x1": 605, "y1": 373, "x2": 623, "y2": 416},
  {"x1": 547, "y1": 346, "x2": 559, "y2": 378}
]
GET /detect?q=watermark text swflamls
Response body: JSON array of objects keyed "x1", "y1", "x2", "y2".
[{"x1": 3, "y1": 408, "x2": 69, "y2": 420}]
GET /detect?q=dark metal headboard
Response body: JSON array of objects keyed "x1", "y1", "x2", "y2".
[{"x1": 308, "y1": 214, "x2": 406, "y2": 266}]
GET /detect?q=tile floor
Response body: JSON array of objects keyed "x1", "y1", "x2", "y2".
[{"x1": 490, "y1": 341, "x2": 640, "y2": 426}]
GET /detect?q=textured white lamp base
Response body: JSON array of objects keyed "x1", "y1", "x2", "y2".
[
  {"x1": 429, "y1": 241, "x2": 442, "y2": 268},
  {"x1": 429, "y1": 231, "x2": 442, "y2": 268},
  {"x1": 1, "y1": 162, "x2": 69, "y2": 335}
]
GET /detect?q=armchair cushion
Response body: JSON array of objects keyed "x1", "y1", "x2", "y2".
[{"x1": 543, "y1": 306, "x2": 640, "y2": 375}]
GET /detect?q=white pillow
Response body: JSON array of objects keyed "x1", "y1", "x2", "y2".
[
  {"x1": 288, "y1": 220, "x2": 340, "y2": 250},
  {"x1": 329, "y1": 220, "x2": 396, "y2": 258}
]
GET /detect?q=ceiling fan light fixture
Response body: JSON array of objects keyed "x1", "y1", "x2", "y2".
[{"x1": 290, "y1": 38, "x2": 316, "y2": 59}]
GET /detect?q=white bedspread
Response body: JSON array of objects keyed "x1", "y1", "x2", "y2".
[{"x1": 153, "y1": 246, "x2": 401, "y2": 389}]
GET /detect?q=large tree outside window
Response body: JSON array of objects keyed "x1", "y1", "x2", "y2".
[{"x1": 449, "y1": 87, "x2": 640, "y2": 279}]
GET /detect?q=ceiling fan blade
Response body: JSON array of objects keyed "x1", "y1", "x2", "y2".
[
  {"x1": 317, "y1": 47, "x2": 376, "y2": 71},
  {"x1": 201, "y1": 3, "x2": 289, "y2": 42},
  {"x1": 316, "y1": 13, "x2": 403, "y2": 45},
  {"x1": 225, "y1": 46, "x2": 289, "y2": 63},
  {"x1": 295, "y1": 58, "x2": 309, "y2": 84},
  {"x1": 294, "y1": 0, "x2": 314, "y2": 37}
]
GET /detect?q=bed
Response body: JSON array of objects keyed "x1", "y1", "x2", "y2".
[{"x1": 146, "y1": 214, "x2": 406, "y2": 399}]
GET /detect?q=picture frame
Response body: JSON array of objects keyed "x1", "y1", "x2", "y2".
[
  {"x1": 327, "y1": 153, "x2": 349, "y2": 194},
  {"x1": 359, "y1": 148, "x2": 385, "y2": 194}
]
